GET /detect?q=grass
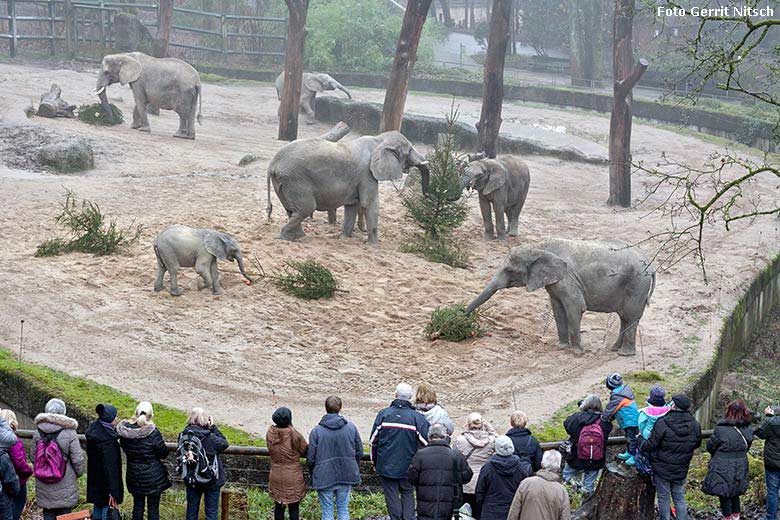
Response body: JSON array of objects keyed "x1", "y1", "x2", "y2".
[
  {"x1": 424, "y1": 304, "x2": 485, "y2": 342},
  {"x1": 77, "y1": 103, "x2": 124, "y2": 126}
]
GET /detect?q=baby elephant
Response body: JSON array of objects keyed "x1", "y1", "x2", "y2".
[
  {"x1": 462, "y1": 155, "x2": 530, "y2": 240},
  {"x1": 153, "y1": 225, "x2": 252, "y2": 296}
]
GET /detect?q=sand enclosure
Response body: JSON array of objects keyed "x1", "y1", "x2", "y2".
[{"x1": 0, "y1": 60, "x2": 777, "y2": 439}]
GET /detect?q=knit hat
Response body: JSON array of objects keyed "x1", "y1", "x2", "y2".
[
  {"x1": 494, "y1": 435, "x2": 514, "y2": 456},
  {"x1": 606, "y1": 373, "x2": 623, "y2": 390},
  {"x1": 647, "y1": 386, "x2": 666, "y2": 407},
  {"x1": 272, "y1": 407, "x2": 292, "y2": 428},
  {"x1": 96, "y1": 403, "x2": 118, "y2": 422},
  {"x1": 395, "y1": 383, "x2": 413, "y2": 402},
  {"x1": 671, "y1": 394, "x2": 692, "y2": 411},
  {"x1": 45, "y1": 398, "x2": 66, "y2": 415}
]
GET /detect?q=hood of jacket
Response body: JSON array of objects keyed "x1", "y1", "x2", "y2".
[
  {"x1": 86, "y1": 419, "x2": 118, "y2": 441},
  {"x1": 462, "y1": 428, "x2": 494, "y2": 448},
  {"x1": 489, "y1": 454, "x2": 524, "y2": 476},
  {"x1": 266, "y1": 425, "x2": 293, "y2": 446},
  {"x1": 612, "y1": 385, "x2": 635, "y2": 401},
  {"x1": 35, "y1": 413, "x2": 78, "y2": 433},
  {"x1": 642, "y1": 406, "x2": 670, "y2": 417},
  {"x1": 391, "y1": 399, "x2": 414, "y2": 410},
  {"x1": 716, "y1": 418, "x2": 750, "y2": 428},
  {"x1": 117, "y1": 420, "x2": 157, "y2": 439},
  {"x1": 319, "y1": 413, "x2": 348, "y2": 430},
  {"x1": 183, "y1": 424, "x2": 212, "y2": 440},
  {"x1": 665, "y1": 409, "x2": 698, "y2": 436},
  {"x1": 537, "y1": 469, "x2": 560, "y2": 482},
  {"x1": 507, "y1": 427, "x2": 533, "y2": 438}
]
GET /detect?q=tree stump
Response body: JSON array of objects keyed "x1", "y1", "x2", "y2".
[
  {"x1": 318, "y1": 121, "x2": 350, "y2": 142},
  {"x1": 36, "y1": 84, "x2": 76, "y2": 118},
  {"x1": 572, "y1": 462, "x2": 655, "y2": 520}
]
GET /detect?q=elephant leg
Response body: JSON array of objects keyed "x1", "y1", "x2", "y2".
[
  {"x1": 550, "y1": 296, "x2": 570, "y2": 349},
  {"x1": 154, "y1": 254, "x2": 165, "y2": 292},
  {"x1": 616, "y1": 313, "x2": 639, "y2": 356},
  {"x1": 365, "y1": 202, "x2": 379, "y2": 245},
  {"x1": 327, "y1": 209, "x2": 337, "y2": 225},
  {"x1": 302, "y1": 93, "x2": 316, "y2": 124},
  {"x1": 280, "y1": 211, "x2": 307, "y2": 241},
  {"x1": 342, "y1": 204, "x2": 358, "y2": 237},
  {"x1": 479, "y1": 196, "x2": 494, "y2": 240},
  {"x1": 358, "y1": 208, "x2": 366, "y2": 232},
  {"x1": 131, "y1": 88, "x2": 150, "y2": 132},
  {"x1": 493, "y1": 202, "x2": 507, "y2": 241},
  {"x1": 564, "y1": 303, "x2": 585, "y2": 354},
  {"x1": 507, "y1": 204, "x2": 520, "y2": 236},
  {"x1": 131, "y1": 105, "x2": 142, "y2": 129},
  {"x1": 168, "y1": 266, "x2": 182, "y2": 296},
  {"x1": 173, "y1": 110, "x2": 189, "y2": 139},
  {"x1": 194, "y1": 256, "x2": 213, "y2": 291},
  {"x1": 209, "y1": 258, "x2": 222, "y2": 295}
]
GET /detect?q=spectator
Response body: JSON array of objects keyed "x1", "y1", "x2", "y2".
[
  {"x1": 755, "y1": 405, "x2": 780, "y2": 520},
  {"x1": 454, "y1": 413, "x2": 497, "y2": 511},
  {"x1": 474, "y1": 435, "x2": 532, "y2": 520},
  {"x1": 505, "y1": 411, "x2": 543, "y2": 472},
  {"x1": 414, "y1": 383, "x2": 454, "y2": 436},
  {"x1": 602, "y1": 373, "x2": 639, "y2": 466},
  {"x1": 32, "y1": 398, "x2": 84, "y2": 520},
  {"x1": 117, "y1": 401, "x2": 171, "y2": 520},
  {"x1": 703, "y1": 400, "x2": 753, "y2": 520},
  {"x1": 408, "y1": 424, "x2": 472, "y2": 520},
  {"x1": 562, "y1": 395, "x2": 612, "y2": 494},
  {"x1": 267, "y1": 407, "x2": 308, "y2": 520},
  {"x1": 0, "y1": 410, "x2": 32, "y2": 520},
  {"x1": 307, "y1": 396, "x2": 363, "y2": 520},
  {"x1": 180, "y1": 408, "x2": 229, "y2": 520},
  {"x1": 0, "y1": 429, "x2": 19, "y2": 520},
  {"x1": 645, "y1": 394, "x2": 702, "y2": 520},
  {"x1": 638, "y1": 386, "x2": 670, "y2": 441},
  {"x1": 86, "y1": 404, "x2": 124, "y2": 520},
  {"x1": 507, "y1": 450, "x2": 570, "y2": 520}
]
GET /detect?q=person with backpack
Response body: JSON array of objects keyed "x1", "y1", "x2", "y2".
[
  {"x1": 31, "y1": 398, "x2": 84, "y2": 520},
  {"x1": 755, "y1": 404, "x2": 780, "y2": 520},
  {"x1": 562, "y1": 395, "x2": 612, "y2": 495},
  {"x1": 702, "y1": 400, "x2": 754, "y2": 520},
  {"x1": 644, "y1": 394, "x2": 702, "y2": 520},
  {"x1": 474, "y1": 435, "x2": 532, "y2": 520},
  {"x1": 602, "y1": 373, "x2": 640, "y2": 466},
  {"x1": 86, "y1": 404, "x2": 124, "y2": 520},
  {"x1": 267, "y1": 407, "x2": 308, "y2": 520},
  {"x1": 414, "y1": 383, "x2": 455, "y2": 436},
  {"x1": 0, "y1": 410, "x2": 32, "y2": 520},
  {"x1": 505, "y1": 411, "x2": 543, "y2": 473},
  {"x1": 117, "y1": 402, "x2": 171, "y2": 520},
  {"x1": 0, "y1": 434, "x2": 20, "y2": 520},
  {"x1": 453, "y1": 413, "x2": 497, "y2": 512}
]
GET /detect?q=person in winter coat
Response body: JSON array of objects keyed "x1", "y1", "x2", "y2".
[
  {"x1": 31, "y1": 398, "x2": 84, "y2": 520},
  {"x1": 602, "y1": 373, "x2": 640, "y2": 466},
  {"x1": 0, "y1": 410, "x2": 32, "y2": 520},
  {"x1": 474, "y1": 436, "x2": 532, "y2": 520},
  {"x1": 755, "y1": 405, "x2": 780, "y2": 520},
  {"x1": 117, "y1": 401, "x2": 171, "y2": 520},
  {"x1": 370, "y1": 383, "x2": 430, "y2": 520},
  {"x1": 638, "y1": 386, "x2": 671, "y2": 441},
  {"x1": 267, "y1": 407, "x2": 308, "y2": 520},
  {"x1": 562, "y1": 395, "x2": 612, "y2": 494},
  {"x1": 181, "y1": 407, "x2": 229, "y2": 520},
  {"x1": 307, "y1": 396, "x2": 363, "y2": 520},
  {"x1": 0, "y1": 437, "x2": 20, "y2": 520},
  {"x1": 86, "y1": 404, "x2": 124, "y2": 520},
  {"x1": 702, "y1": 400, "x2": 753, "y2": 520},
  {"x1": 507, "y1": 451, "x2": 570, "y2": 520},
  {"x1": 505, "y1": 411, "x2": 543, "y2": 472},
  {"x1": 414, "y1": 383, "x2": 454, "y2": 436},
  {"x1": 408, "y1": 425, "x2": 473, "y2": 520},
  {"x1": 644, "y1": 394, "x2": 702, "y2": 520},
  {"x1": 453, "y1": 413, "x2": 497, "y2": 511}
]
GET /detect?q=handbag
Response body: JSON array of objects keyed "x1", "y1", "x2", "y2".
[{"x1": 107, "y1": 506, "x2": 122, "y2": 520}]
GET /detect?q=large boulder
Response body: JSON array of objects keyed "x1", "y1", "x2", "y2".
[
  {"x1": 37, "y1": 138, "x2": 95, "y2": 172},
  {"x1": 113, "y1": 12, "x2": 156, "y2": 54}
]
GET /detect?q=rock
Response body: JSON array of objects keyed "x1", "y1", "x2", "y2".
[
  {"x1": 37, "y1": 138, "x2": 95, "y2": 172},
  {"x1": 238, "y1": 154, "x2": 261, "y2": 167},
  {"x1": 113, "y1": 12, "x2": 156, "y2": 54}
]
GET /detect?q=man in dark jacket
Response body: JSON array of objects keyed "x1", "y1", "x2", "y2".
[
  {"x1": 86, "y1": 404, "x2": 124, "y2": 520},
  {"x1": 505, "y1": 411, "x2": 543, "y2": 472},
  {"x1": 408, "y1": 425, "x2": 472, "y2": 520},
  {"x1": 180, "y1": 408, "x2": 229, "y2": 520},
  {"x1": 475, "y1": 435, "x2": 532, "y2": 520},
  {"x1": 644, "y1": 394, "x2": 702, "y2": 520},
  {"x1": 308, "y1": 396, "x2": 364, "y2": 520},
  {"x1": 371, "y1": 383, "x2": 430, "y2": 520},
  {"x1": 755, "y1": 405, "x2": 780, "y2": 520},
  {"x1": 562, "y1": 395, "x2": 613, "y2": 494}
]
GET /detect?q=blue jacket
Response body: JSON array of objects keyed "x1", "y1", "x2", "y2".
[
  {"x1": 370, "y1": 399, "x2": 430, "y2": 479},
  {"x1": 602, "y1": 385, "x2": 639, "y2": 429},
  {"x1": 474, "y1": 454, "x2": 532, "y2": 520},
  {"x1": 307, "y1": 413, "x2": 363, "y2": 490}
]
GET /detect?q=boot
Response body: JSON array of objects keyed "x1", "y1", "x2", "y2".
[
  {"x1": 625, "y1": 455, "x2": 636, "y2": 466},
  {"x1": 617, "y1": 451, "x2": 631, "y2": 461}
]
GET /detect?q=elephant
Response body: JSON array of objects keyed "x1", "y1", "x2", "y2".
[
  {"x1": 266, "y1": 131, "x2": 429, "y2": 245},
  {"x1": 274, "y1": 71, "x2": 352, "y2": 125},
  {"x1": 153, "y1": 225, "x2": 252, "y2": 296},
  {"x1": 461, "y1": 155, "x2": 530, "y2": 240},
  {"x1": 465, "y1": 238, "x2": 656, "y2": 356},
  {"x1": 94, "y1": 52, "x2": 202, "y2": 139}
]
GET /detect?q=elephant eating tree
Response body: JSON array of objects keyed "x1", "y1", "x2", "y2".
[{"x1": 278, "y1": 0, "x2": 310, "y2": 141}]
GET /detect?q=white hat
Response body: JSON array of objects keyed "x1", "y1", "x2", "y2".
[{"x1": 395, "y1": 383, "x2": 413, "y2": 401}]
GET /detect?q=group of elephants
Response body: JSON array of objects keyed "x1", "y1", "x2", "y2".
[{"x1": 93, "y1": 52, "x2": 657, "y2": 357}]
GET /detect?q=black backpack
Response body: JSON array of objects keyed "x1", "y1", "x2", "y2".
[{"x1": 176, "y1": 431, "x2": 218, "y2": 486}]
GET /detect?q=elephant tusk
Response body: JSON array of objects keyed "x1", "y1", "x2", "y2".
[{"x1": 93, "y1": 86, "x2": 106, "y2": 95}]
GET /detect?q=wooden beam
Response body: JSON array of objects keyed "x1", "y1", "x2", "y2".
[{"x1": 278, "y1": 0, "x2": 309, "y2": 141}]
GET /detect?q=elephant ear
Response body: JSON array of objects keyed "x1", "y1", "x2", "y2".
[
  {"x1": 304, "y1": 74, "x2": 329, "y2": 92},
  {"x1": 527, "y1": 252, "x2": 566, "y2": 292},
  {"x1": 370, "y1": 140, "x2": 404, "y2": 182},
  {"x1": 118, "y1": 55, "x2": 142, "y2": 86},
  {"x1": 204, "y1": 233, "x2": 228, "y2": 261},
  {"x1": 482, "y1": 160, "x2": 508, "y2": 195}
]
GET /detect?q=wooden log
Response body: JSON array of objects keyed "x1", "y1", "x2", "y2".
[
  {"x1": 572, "y1": 462, "x2": 655, "y2": 520},
  {"x1": 278, "y1": 0, "x2": 309, "y2": 141},
  {"x1": 154, "y1": 0, "x2": 174, "y2": 57},
  {"x1": 37, "y1": 83, "x2": 77, "y2": 118},
  {"x1": 318, "y1": 121, "x2": 350, "y2": 142},
  {"x1": 380, "y1": 0, "x2": 433, "y2": 132}
]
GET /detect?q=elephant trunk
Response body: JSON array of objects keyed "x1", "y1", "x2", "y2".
[
  {"x1": 95, "y1": 76, "x2": 114, "y2": 124},
  {"x1": 335, "y1": 83, "x2": 352, "y2": 100},
  {"x1": 236, "y1": 254, "x2": 253, "y2": 285},
  {"x1": 465, "y1": 273, "x2": 507, "y2": 314}
]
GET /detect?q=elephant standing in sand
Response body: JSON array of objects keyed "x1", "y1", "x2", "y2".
[
  {"x1": 95, "y1": 52, "x2": 202, "y2": 138},
  {"x1": 275, "y1": 72, "x2": 352, "y2": 124},
  {"x1": 466, "y1": 238, "x2": 656, "y2": 355}
]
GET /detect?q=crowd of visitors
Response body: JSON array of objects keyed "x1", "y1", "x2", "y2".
[{"x1": 0, "y1": 372, "x2": 778, "y2": 520}]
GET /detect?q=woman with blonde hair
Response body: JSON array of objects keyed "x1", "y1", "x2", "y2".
[
  {"x1": 454, "y1": 413, "x2": 497, "y2": 511},
  {"x1": 117, "y1": 402, "x2": 171, "y2": 520},
  {"x1": 414, "y1": 383, "x2": 454, "y2": 435},
  {"x1": 0, "y1": 410, "x2": 29, "y2": 520},
  {"x1": 181, "y1": 407, "x2": 229, "y2": 520}
]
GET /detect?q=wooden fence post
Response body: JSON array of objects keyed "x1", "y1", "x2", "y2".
[
  {"x1": 220, "y1": 13, "x2": 227, "y2": 63},
  {"x1": 47, "y1": 0, "x2": 54, "y2": 55},
  {"x1": 63, "y1": 0, "x2": 74, "y2": 58},
  {"x1": 8, "y1": 0, "x2": 16, "y2": 58},
  {"x1": 277, "y1": 0, "x2": 309, "y2": 141},
  {"x1": 220, "y1": 490, "x2": 231, "y2": 520},
  {"x1": 97, "y1": 1, "x2": 106, "y2": 54}
]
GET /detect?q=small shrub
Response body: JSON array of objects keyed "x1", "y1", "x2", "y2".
[
  {"x1": 265, "y1": 259, "x2": 339, "y2": 300},
  {"x1": 425, "y1": 304, "x2": 485, "y2": 341},
  {"x1": 401, "y1": 234, "x2": 469, "y2": 269},
  {"x1": 34, "y1": 238, "x2": 68, "y2": 257},
  {"x1": 78, "y1": 103, "x2": 124, "y2": 126}
]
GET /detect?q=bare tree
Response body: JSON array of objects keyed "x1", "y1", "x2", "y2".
[
  {"x1": 278, "y1": 0, "x2": 309, "y2": 141},
  {"x1": 155, "y1": 0, "x2": 174, "y2": 57}
]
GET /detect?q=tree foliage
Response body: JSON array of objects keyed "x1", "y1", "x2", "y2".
[
  {"x1": 518, "y1": 0, "x2": 569, "y2": 57},
  {"x1": 569, "y1": 0, "x2": 609, "y2": 82}
]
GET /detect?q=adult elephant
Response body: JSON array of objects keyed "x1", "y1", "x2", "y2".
[
  {"x1": 266, "y1": 131, "x2": 428, "y2": 245},
  {"x1": 466, "y1": 238, "x2": 656, "y2": 356},
  {"x1": 275, "y1": 71, "x2": 352, "y2": 124},
  {"x1": 94, "y1": 52, "x2": 202, "y2": 139}
]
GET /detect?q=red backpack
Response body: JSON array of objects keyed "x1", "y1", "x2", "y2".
[{"x1": 577, "y1": 422, "x2": 605, "y2": 461}]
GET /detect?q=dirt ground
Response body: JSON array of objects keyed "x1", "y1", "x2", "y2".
[{"x1": 0, "y1": 60, "x2": 777, "y2": 440}]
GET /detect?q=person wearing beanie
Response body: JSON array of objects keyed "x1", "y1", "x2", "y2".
[
  {"x1": 267, "y1": 407, "x2": 308, "y2": 520},
  {"x1": 602, "y1": 373, "x2": 640, "y2": 466},
  {"x1": 86, "y1": 404, "x2": 124, "y2": 520},
  {"x1": 408, "y1": 425, "x2": 472, "y2": 520},
  {"x1": 370, "y1": 383, "x2": 430, "y2": 520},
  {"x1": 638, "y1": 386, "x2": 671, "y2": 441},
  {"x1": 474, "y1": 435, "x2": 533, "y2": 520},
  {"x1": 0, "y1": 409, "x2": 32, "y2": 520},
  {"x1": 454, "y1": 413, "x2": 497, "y2": 511}
]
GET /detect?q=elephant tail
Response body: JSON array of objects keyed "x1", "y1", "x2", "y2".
[
  {"x1": 153, "y1": 243, "x2": 163, "y2": 268},
  {"x1": 196, "y1": 85, "x2": 202, "y2": 125},
  {"x1": 266, "y1": 171, "x2": 273, "y2": 221},
  {"x1": 645, "y1": 270, "x2": 656, "y2": 307}
]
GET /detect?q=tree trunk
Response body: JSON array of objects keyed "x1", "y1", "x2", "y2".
[
  {"x1": 572, "y1": 463, "x2": 655, "y2": 520},
  {"x1": 464, "y1": 0, "x2": 470, "y2": 28},
  {"x1": 154, "y1": 0, "x2": 173, "y2": 57},
  {"x1": 475, "y1": 0, "x2": 511, "y2": 157},
  {"x1": 36, "y1": 83, "x2": 77, "y2": 118},
  {"x1": 438, "y1": 0, "x2": 453, "y2": 26},
  {"x1": 380, "y1": 0, "x2": 434, "y2": 133},
  {"x1": 278, "y1": 0, "x2": 309, "y2": 141},
  {"x1": 607, "y1": 0, "x2": 647, "y2": 207},
  {"x1": 569, "y1": 0, "x2": 605, "y2": 86}
]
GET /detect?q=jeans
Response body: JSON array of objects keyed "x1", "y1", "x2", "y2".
[
  {"x1": 274, "y1": 501, "x2": 300, "y2": 520},
  {"x1": 379, "y1": 477, "x2": 415, "y2": 520},
  {"x1": 12, "y1": 484, "x2": 26, "y2": 520},
  {"x1": 767, "y1": 470, "x2": 780, "y2": 520},
  {"x1": 624, "y1": 427, "x2": 639, "y2": 456},
  {"x1": 92, "y1": 505, "x2": 109, "y2": 520},
  {"x1": 318, "y1": 485, "x2": 351, "y2": 520},
  {"x1": 562, "y1": 464, "x2": 600, "y2": 493},
  {"x1": 719, "y1": 495, "x2": 741, "y2": 516},
  {"x1": 43, "y1": 508, "x2": 73, "y2": 520},
  {"x1": 655, "y1": 477, "x2": 688, "y2": 520},
  {"x1": 185, "y1": 486, "x2": 221, "y2": 520},
  {"x1": 132, "y1": 493, "x2": 161, "y2": 520}
]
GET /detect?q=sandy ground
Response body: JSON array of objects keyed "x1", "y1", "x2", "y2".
[{"x1": 0, "y1": 60, "x2": 777, "y2": 441}]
